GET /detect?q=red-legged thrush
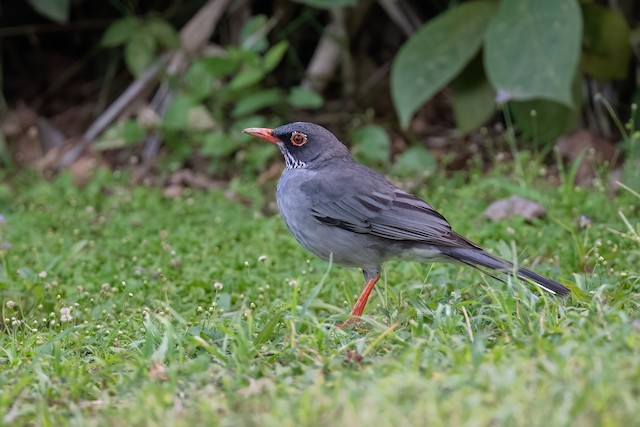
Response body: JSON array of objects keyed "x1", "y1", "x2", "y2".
[{"x1": 243, "y1": 122, "x2": 569, "y2": 324}]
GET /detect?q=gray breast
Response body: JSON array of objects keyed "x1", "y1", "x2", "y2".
[{"x1": 276, "y1": 169, "x2": 389, "y2": 271}]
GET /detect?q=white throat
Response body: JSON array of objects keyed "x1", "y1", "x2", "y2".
[{"x1": 278, "y1": 143, "x2": 308, "y2": 170}]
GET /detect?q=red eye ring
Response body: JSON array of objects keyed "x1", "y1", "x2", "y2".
[{"x1": 290, "y1": 131, "x2": 308, "y2": 147}]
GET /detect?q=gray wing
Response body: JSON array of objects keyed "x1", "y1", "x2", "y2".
[{"x1": 309, "y1": 184, "x2": 477, "y2": 248}]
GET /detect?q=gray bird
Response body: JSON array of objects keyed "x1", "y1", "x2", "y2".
[{"x1": 243, "y1": 122, "x2": 569, "y2": 324}]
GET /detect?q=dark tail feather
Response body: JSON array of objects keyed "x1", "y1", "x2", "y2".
[{"x1": 438, "y1": 247, "x2": 570, "y2": 296}]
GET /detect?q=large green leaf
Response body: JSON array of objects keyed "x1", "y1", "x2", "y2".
[
  {"x1": 510, "y1": 75, "x2": 582, "y2": 144},
  {"x1": 391, "y1": 1, "x2": 498, "y2": 129},
  {"x1": 581, "y1": 4, "x2": 631, "y2": 80},
  {"x1": 451, "y1": 54, "x2": 495, "y2": 134},
  {"x1": 484, "y1": 0, "x2": 582, "y2": 106},
  {"x1": 27, "y1": 0, "x2": 69, "y2": 23}
]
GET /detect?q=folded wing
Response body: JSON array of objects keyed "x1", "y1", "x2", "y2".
[{"x1": 311, "y1": 187, "x2": 477, "y2": 249}]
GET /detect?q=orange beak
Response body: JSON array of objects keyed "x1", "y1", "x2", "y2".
[{"x1": 242, "y1": 127, "x2": 280, "y2": 144}]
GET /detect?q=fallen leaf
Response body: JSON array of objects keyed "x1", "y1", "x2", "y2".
[
  {"x1": 164, "y1": 184, "x2": 183, "y2": 198},
  {"x1": 69, "y1": 155, "x2": 99, "y2": 186},
  {"x1": 148, "y1": 360, "x2": 168, "y2": 381},
  {"x1": 556, "y1": 129, "x2": 618, "y2": 186},
  {"x1": 484, "y1": 196, "x2": 546, "y2": 221}
]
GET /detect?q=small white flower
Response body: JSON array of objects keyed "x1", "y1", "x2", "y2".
[
  {"x1": 258, "y1": 255, "x2": 268, "y2": 263},
  {"x1": 60, "y1": 307, "x2": 73, "y2": 322},
  {"x1": 6, "y1": 300, "x2": 16, "y2": 309},
  {"x1": 39, "y1": 271, "x2": 47, "y2": 278},
  {"x1": 288, "y1": 279, "x2": 298, "y2": 288},
  {"x1": 214, "y1": 281, "x2": 224, "y2": 290}
]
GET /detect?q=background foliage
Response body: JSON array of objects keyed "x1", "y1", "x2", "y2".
[
  {"x1": 1, "y1": 1, "x2": 640, "y2": 425},
  {"x1": 1, "y1": 0, "x2": 638, "y2": 179}
]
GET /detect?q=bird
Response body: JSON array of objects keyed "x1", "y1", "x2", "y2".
[{"x1": 243, "y1": 122, "x2": 569, "y2": 325}]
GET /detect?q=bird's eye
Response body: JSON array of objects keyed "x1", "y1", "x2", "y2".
[{"x1": 290, "y1": 131, "x2": 308, "y2": 147}]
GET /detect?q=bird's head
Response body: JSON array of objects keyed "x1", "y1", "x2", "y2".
[{"x1": 243, "y1": 122, "x2": 350, "y2": 169}]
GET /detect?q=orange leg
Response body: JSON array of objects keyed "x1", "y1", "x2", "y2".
[{"x1": 337, "y1": 272, "x2": 380, "y2": 328}]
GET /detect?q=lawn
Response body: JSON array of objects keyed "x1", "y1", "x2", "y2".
[{"x1": 0, "y1": 158, "x2": 638, "y2": 426}]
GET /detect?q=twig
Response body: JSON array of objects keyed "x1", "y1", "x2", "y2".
[
  {"x1": 301, "y1": 2, "x2": 371, "y2": 96},
  {"x1": 141, "y1": 0, "x2": 232, "y2": 163},
  {"x1": 360, "y1": 60, "x2": 391, "y2": 96},
  {"x1": 72, "y1": 0, "x2": 232, "y2": 168},
  {"x1": 83, "y1": 55, "x2": 170, "y2": 142},
  {"x1": 378, "y1": 0, "x2": 421, "y2": 37},
  {"x1": 333, "y1": 8, "x2": 355, "y2": 101},
  {"x1": 301, "y1": 19, "x2": 343, "y2": 93}
]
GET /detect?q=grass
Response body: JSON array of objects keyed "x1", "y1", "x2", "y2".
[{"x1": 0, "y1": 157, "x2": 638, "y2": 426}]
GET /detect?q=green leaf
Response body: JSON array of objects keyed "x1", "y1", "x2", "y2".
[
  {"x1": 263, "y1": 41, "x2": 289, "y2": 73},
  {"x1": 27, "y1": 0, "x2": 69, "y2": 23},
  {"x1": 391, "y1": 145, "x2": 436, "y2": 178},
  {"x1": 201, "y1": 131, "x2": 239, "y2": 157},
  {"x1": 484, "y1": 0, "x2": 582, "y2": 106},
  {"x1": 350, "y1": 125, "x2": 391, "y2": 166},
  {"x1": 293, "y1": 0, "x2": 357, "y2": 9},
  {"x1": 232, "y1": 89, "x2": 283, "y2": 117},
  {"x1": 255, "y1": 310, "x2": 283, "y2": 346},
  {"x1": 185, "y1": 60, "x2": 216, "y2": 100},
  {"x1": 288, "y1": 87, "x2": 324, "y2": 109},
  {"x1": 95, "y1": 120, "x2": 146, "y2": 151},
  {"x1": 227, "y1": 47, "x2": 261, "y2": 66},
  {"x1": 124, "y1": 33, "x2": 156, "y2": 77},
  {"x1": 145, "y1": 16, "x2": 180, "y2": 50},
  {"x1": 510, "y1": 74, "x2": 582, "y2": 144},
  {"x1": 391, "y1": 1, "x2": 498, "y2": 129},
  {"x1": 510, "y1": 101, "x2": 576, "y2": 144},
  {"x1": 163, "y1": 95, "x2": 196, "y2": 130},
  {"x1": 581, "y1": 4, "x2": 631, "y2": 80},
  {"x1": 101, "y1": 16, "x2": 141, "y2": 47},
  {"x1": 121, "y1": 120, "x2": 146, "y2": 143},
  {"x1": 188, "y1": 106, "x2": 216, "y2": 130},
  {"x1": 229, "y1": 68, "x2": 265, "y2": 90},
  {"x1": 232, "y1": 116, "x2": 270, "y2": 137},
  {"x1": 240, "y1": 15, "x2": 269, "y2": 53},
  {"x1": 199, "y1": 56, "x2": 240, "y2": 78},
  {"x1": 451, "y1": 54, "x2": 495, "y2": 134},
  {"x1": 244, "y1": 145, "x2": 277, "y2": 172}
]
